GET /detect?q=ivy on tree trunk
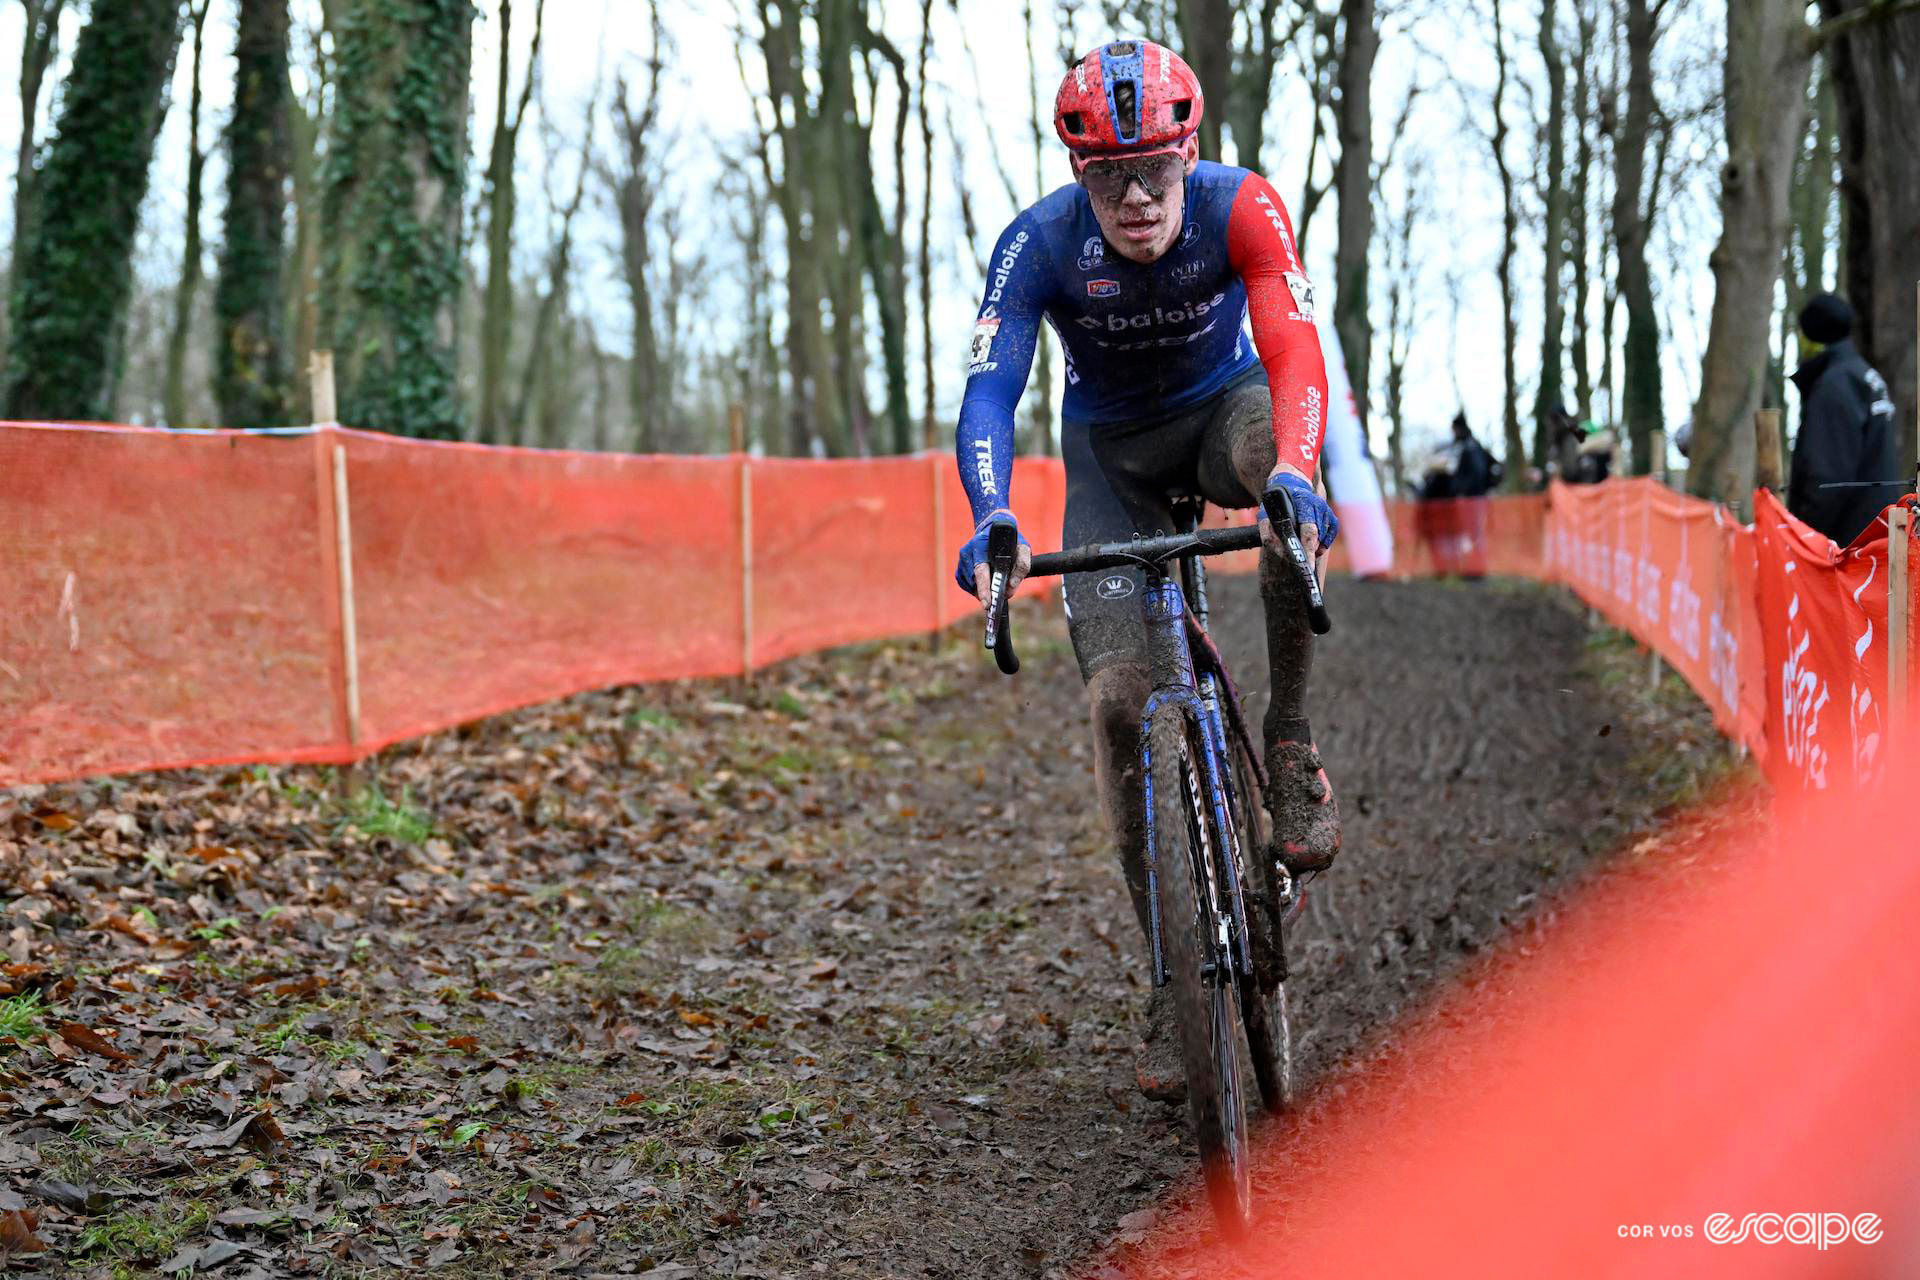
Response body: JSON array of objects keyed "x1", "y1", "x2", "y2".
[
  {"x1": 2, "y1": 0, "x2": 181, "y2": 421},
  {"x1": 318, "y1": 0, "x2": 476, "y2": 440}
]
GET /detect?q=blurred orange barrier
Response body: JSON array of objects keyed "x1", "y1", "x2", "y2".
[
  {"x1": 1384, "y1": 494, "x2": 1551, "y2": 578},
  {"x1": 1120, "y1": 762, "x2": 1920, "y2": 1278},
  {"x1": 1548, "y1": 479, "x2": 1769, "y2": 757},
  {"x1": 3, "y1": 419, "x2": 1912, "y2": 789},
  {"x1": 1752, "y1": 488, "x2": 1915, "y2": 798}
]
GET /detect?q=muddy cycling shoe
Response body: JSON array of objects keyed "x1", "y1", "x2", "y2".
[
  {"x1": 1265, "y1": 739, "x2": 1341, "y2": 874},
  {"x1": 1133, "y1": 987, "x2": 1185, "y2": 1104}
]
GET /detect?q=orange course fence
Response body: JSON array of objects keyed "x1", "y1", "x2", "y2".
[
  {"x1": 3, "y1": 421, "x2": 1913, "y2": 791},
  {"x1": 0, "y1": 423, "x2": 1066, "y2": 785}
]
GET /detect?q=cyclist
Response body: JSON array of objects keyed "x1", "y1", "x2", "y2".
[{"x1": 953, "y1": 39, "x2": 1341, "y2": 1100}]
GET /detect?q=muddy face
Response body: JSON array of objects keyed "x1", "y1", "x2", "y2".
[{"x1": 1084, "y1": 139, "x2": 1198, "y2": 265}]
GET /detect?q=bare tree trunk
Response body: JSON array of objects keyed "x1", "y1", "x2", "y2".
[
  {"x1": 1024, "y1": 0, "x2": 1055, "y2": 455},
  {"x1": 1490, "y1": 0, "x2": 1524, "y2": 486},
  {"x1": 1230, "y1": 0, "x2": 1292, "y2": 172},
  {"x1": 1533, "y1": 0, "x2": 1567, "y2": 467},
  {"x1": 478, "y1": 0, "x2": 543, "y2": 444},
  {"x1": 861, "y1": 32, "x2": 913, "y2": 454},
  {"x1": 1612, "y1": 0, "x2": 1663, "y2": 473},
  {"x1": 1818, "y1": 0, "x2": 1920, "y2": 484},
  {"x1": 216, "y1": 0, "x2": 294, "y2": 429},
  {"x1": 1333, "y1": 0, "x2": 1376, "y2": 431},
  {"x1": 512, "y1": 82, "x2": 594, "y2": 439},
  {"x1": 1688, "y1": 1, "x2": 1814, "y2": 506},
  {"x1": 1569, "y1": 0, "x2": 1596, "y2": 421},
  {"x1": 760, "y1": 0, "x2": 840, "y2": 456},
  {"x1": 287, "y1": 96, "x2": 320, "y2": 422},
  {"x1": 164, "y1": 1, "x2": 211, "y2": 428},
  {"x1": 6, "y1": 0, "x2": 69, "y2": 365},
  {"x1": 585, "y1": 314, "x2": 610, "y2": 450},
  {"x1": 613, "y1": 3, "x2": 663, "y2": 451},
  {"x1": 1779, "y1": 56, "x2": 1834, "y2": 432},
  {"x1": 1175, "y1": 0, "x2": 1233, "y2": 161},
  {"x1": 1382, "y1": 159, "x2": 1422, "y2": 496},
  {"x1": 918, "y1": 0, "x2": 936, "y2": 449},
  {"x1": 1293, "y1": 7, "x2": 1337, "y2": 255},
  {"x1": 11, "y1": 0, "x2": 66, "y2": 247}
]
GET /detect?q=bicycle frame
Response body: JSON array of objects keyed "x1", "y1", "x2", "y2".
[{"x1": 1137, "y1": 554, "x2": 1257, "y2": 991}]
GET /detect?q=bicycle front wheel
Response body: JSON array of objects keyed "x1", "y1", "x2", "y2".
[{"x1": 1148, "y1": 706, "x2": 1252, "y2": 1232}]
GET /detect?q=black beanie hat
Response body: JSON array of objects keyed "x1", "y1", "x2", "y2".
[{"x1": 1798, "y1": 292, "x2": 1854, "y2": 344}]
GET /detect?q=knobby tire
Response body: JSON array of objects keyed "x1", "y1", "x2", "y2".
[
  {"x1": 1230, "y1": 731, "x2": 1292, "y2": 1115},
  {"x1": 1148, "y1": 708, "x2": 1252, "y2": 1232}
]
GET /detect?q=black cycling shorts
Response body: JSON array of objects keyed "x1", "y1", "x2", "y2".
[{"x1": 1061, "y1": 370, "x2": 1276, "y2": 680}]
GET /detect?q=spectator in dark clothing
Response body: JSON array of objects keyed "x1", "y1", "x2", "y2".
[
  {"x1": 1445, "y1": 412, "x2": 1496, "y2": 498},
  {"x1": 1787, "y1": 292, "x2": 1898, "y2": 547}
]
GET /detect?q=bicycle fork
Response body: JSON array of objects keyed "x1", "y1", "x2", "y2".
[{"x1": 1137, "y1": 575, "x2": 1257, "y2": 990}]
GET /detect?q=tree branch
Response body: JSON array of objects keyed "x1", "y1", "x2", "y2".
[{"x1": 1807, "y1": 0, "x2": 1920, "y2": 52}]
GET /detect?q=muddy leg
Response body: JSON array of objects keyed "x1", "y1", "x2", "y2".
[
  {"x1": 1087, "y1": 661, "x2": 1155, "y2": 948},
  {"x1": 1259, "y1": 552, "x2": 1314, "y2": 747},
  {"x1": 1217, "y1": 399, "x2": 1338, "y2": 869}
]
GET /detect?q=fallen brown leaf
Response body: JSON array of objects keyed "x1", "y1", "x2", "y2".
[{"x1": 54, "y1": 1022, "x2": 133, "y2": 1062}]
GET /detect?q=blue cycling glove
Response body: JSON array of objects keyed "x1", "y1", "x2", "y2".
[
  {"x1": 956, "y1": 510, "x2": 1030, "y2": 594},
  {"x1": 1262, "y1": 473, "x2": 1339, "y2": 549}
]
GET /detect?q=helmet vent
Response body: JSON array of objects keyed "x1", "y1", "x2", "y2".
[
  {"x1": 1061, "y1": 111, "x2": 1082, "y2": 135},
  {"x1": 1107, "y1": 40, "x2": 1137, "y2": 56},
  {"x1": 1113, "y1": 80, "x2": 1138, "y2": 137},
  {"x1": 1171, "y1": 99, "x2": 1192, "y2": 124}
]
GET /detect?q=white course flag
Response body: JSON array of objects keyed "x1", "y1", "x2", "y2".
[{"x1": 1316, "y1": 315, "x2": 1394, "y2": 576}]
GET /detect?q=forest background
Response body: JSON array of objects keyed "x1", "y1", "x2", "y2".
[{"x1": 1, "y1": 0, "x2": 1915, "y2": 505}]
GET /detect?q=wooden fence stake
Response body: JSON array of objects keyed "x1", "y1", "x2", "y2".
[
  {"x1": 740, "y1": 458, "x2": 754, "y2": 683},
  {"x1": 1649, "y1": 428, "x2": 1667, "y2": 484},
  {"x1": 1754, "y1": 408, "x2": 1784, "y2": 493},
  {"x1": 310, "y1": 350, "x2": 337, "y2": 428},
  {"x1": 331, "y1": 444, "x2": 362, "y2": 748}
]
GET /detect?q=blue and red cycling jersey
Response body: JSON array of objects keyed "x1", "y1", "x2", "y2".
[{"x1": 956, "y1": 161, "x2": 1329, "y2": 524}]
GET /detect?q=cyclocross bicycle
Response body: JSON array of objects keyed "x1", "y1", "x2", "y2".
[{"x1": 982, "y1": 487, "x2": 1330, "y2": 1231}]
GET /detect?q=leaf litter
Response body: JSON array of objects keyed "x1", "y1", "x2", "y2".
[{"x1": 0, "y1": 578, "x2": 1733, "y2": 1277}]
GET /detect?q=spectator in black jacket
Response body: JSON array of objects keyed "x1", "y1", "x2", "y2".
[
  {"x1": 1446, "y1": 412, "x2": 1496, "y2": 497},
  {"x1": 1788, "y1": 292, "x2": 1898, "y2": 547}
]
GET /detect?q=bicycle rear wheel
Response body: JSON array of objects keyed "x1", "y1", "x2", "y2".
[
  {"x1": 1147, "y1": 707, "x2": 1252, "y2": 1232},
  {"x1": 1230, "y1": 732, "x2": 1293, "y2": 1114}
]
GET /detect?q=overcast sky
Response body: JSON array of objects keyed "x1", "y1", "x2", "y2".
[{"x1": 1, "y1": 0, "x2": 1765, "y2": 462}]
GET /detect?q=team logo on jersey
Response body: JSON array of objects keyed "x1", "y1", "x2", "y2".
[
  {"x1": 1283, "y1": 271, "x2": 1317, "y2": 322},
  {"x1": 1077, "y1": 236, "x2": 1105, "y2": 270},
  {"x1": 1086, "y1": 278, "x2": 1120, "y2": 298},
  {"x1": 1171, "y1": 258, "x2": 1207, "y2": 285},
  {"x1": 1096, "y1": 575, "x2": 1136, "y2": 600},
  {"x1": 968, "y1": 316, "x2": 1001, "y2": 374},
  {"x1": 1179, "y1": 221, "x2": 1200, "y2": 249}
]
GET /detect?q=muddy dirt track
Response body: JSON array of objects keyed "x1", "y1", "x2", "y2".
[{"x1": 1, "y1": 575, "x2": 1724, "y2": 1278}]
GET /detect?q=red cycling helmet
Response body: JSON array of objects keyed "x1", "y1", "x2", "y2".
[{"x1": 1054, "y1": 40, "x2": 1204, "y2": 168}]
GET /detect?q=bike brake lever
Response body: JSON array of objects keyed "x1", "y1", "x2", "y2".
[
  {"x1": 983, "y1": 522, "x2": 1021, "y2": 675},
  {"x1": 1262, "y1": 486, "x2": 1333, "y2": 636}
]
